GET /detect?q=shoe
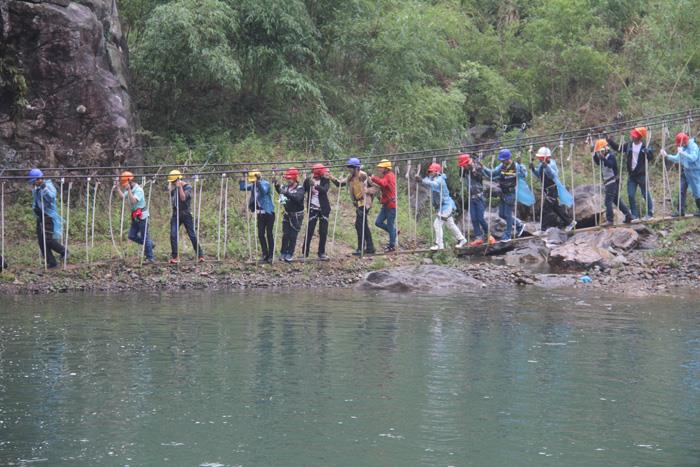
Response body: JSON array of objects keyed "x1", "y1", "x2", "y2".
[
  {"x1": 605, "y1": 220, "x2": 614, "y2": 226},
  {"x1": 60, "y1": 249, "x2": 69, "y2": 260},
  {"x1": 364, "y1": 248, "x2": 376, "y2": 255},
  {"x1": 641, "y1": 215, "x2": 653, "y2": 221},
  {"x1": 516, "y1": 223, "x2": 526, "y2": 237},
  {"x1": 565, "y1": 220, "x2": 577, "y2": 232},
  {"x1": 456, "y1": 239, "x2": 468, "y2": 248},
  {"x1": 469, "y1": 239, "x2": 484, "y2": 247},
  {"x1": 672, "y1": 212, "x2": 684, "y2": 218},
  {"x1": 631, "y1": 217, "x2": 642, "y2": 224},
  {"x1": 47, "y1": 263, "x2": 59, "y2": 269},
  {"x1": 145, "y1": 258, "x2": 156, "y2": 264},
  {"x1": 352, "y1": 249, "x2": 362, "y2": 256},
  {"x1": 430, "y1": 245, "x2": 443, "y2": 251},
  {"x1": 318, "y1": 254, "x2": 329, "y2": 261},
  {"x1": 383, "y1": 245, "x2": 396, "y2": 252},
  {"x1": 624, "y1": 215, "x2": 633, "y2": 224},
  {"x1": 500, "y1": 236, "x2": 512, "y2": 242},
  {"x1": 283, "y1": 255, "x2": 293, "y2": 263},
  {"x1": 198, "y1": 256, "x2": 205, "y2": 263},
  {"x1": 169, "y1": 257, "x2": 179, "y2": 264},
  {"x1": 487, "y1": 236, "x2": 496, "y2": 245}
]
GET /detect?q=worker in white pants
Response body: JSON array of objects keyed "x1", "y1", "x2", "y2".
[{"x1": 417, "y1": 162, "x2": 467, "y2": 250}]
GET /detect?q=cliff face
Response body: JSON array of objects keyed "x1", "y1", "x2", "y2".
[{"x1": 0, "y1": 0, "x2": 140, "y2": 169}]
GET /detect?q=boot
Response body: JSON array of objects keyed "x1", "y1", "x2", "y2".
[{"x1": 695, "y1": 198, "x2": 700, "y2": 217}]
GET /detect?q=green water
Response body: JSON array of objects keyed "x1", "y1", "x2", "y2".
[{"x1": 0, "y1": 289, "x2": 698, "y2": 466}]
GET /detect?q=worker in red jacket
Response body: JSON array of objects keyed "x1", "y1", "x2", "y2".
[{"x1": 370, "y1": 159, "x2": 397, "y2": 252}]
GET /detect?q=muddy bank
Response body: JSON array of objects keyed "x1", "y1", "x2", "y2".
[{"x1": 1, "y1": 246, "x2": 698, "y2": 296}]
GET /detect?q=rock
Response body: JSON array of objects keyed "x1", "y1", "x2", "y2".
[
  {"x1": 1, "y1": 0, "x2": 140, "y2": 167},
  {"x1": 573, "y1": 184, "x2": 604, "y2": 227},
  {"x1": 543, "y1": 227, "x2": 568, "y2": 248},
  {"x1": 357, "y1": 265, "x2": 483, "y2": 292},
  {"x1": 504, "y1": 240, "x2": 549, "y2": 266},
  {"x1": 533, "y1": 273, "x2": 579, "y2": 288},
  {"x1": 549, "y1": 227, "x2": 639, "y2": 270}
]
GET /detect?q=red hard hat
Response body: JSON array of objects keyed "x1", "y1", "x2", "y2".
[
  {"x1": 630, "y1": 128, "x2": 642, "y2": 140},
  {"x1": 284, "y1": 167, "x2": 299, "y2": 180},
  {"x1": 312, "y1": 163, "x2": 328, "y2": 177},
  {"x1": 428, "y1": 162, "x2": 442, "y2": 174},
  {"x1": 457, "y1": 153, "x2": 471, "y2": 167},
  {"x1": 675, "y1": 132, "x2": 689, "y2": 147}
]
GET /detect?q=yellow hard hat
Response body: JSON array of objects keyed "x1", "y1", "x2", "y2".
[
  {"x1": 247, "y1": 171, "x2": 261, "y2": 183},
  {"x1": 167, "y1": 169, "x2": 183, "y2": 183},
  {"x1": 376, "y1": 159, "x2": 392, "y2": 170}
]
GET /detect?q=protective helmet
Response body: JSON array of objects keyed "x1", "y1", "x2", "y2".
[
  {"x1": 346, "y1": 157, "x2": 361, "y2": 168},
  {"x1": 536, "y1": 147, "x2": 551, "y2": 160},
  {"x1": 284, "y1": 167, "x2": 299, "y2": 181},
  {"x1": 27, "y1": 168, "x2": 43, "y2": 184},
  {"x1": 675, "y1": 132, "x2": 689, "y2": 147},
  {"x1": 312, "y1": 163, "x2": 328, "y2": 177},
  {"x1": 630, "y1": 127, "x2": 647, "y2": 140},
  {"x1": 594, "y1": 139, "x2": 609, "y2": 153},
  {"x1": 167, "y1": 169, "x2": 183, "y2": 183},
  {"x1": 457, "y1": 153, "x2": 471, "y2": 167},
  {"x1": 376, "y1": 159, "x2": 392, "y2": 170},
  {"x1": 428, "y1": 162, "x2": 442, "y2": 174},
  {"x1": 247, "y1": 171, "x2": 261, "y2": 183},
  {"x1": 120, "y1": 171, "x2": 134, "y2": 187},
  {"x1": 498, "y1": 149, "x2": 512, "y2": 161}
]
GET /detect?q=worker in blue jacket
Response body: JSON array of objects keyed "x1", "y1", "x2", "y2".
[
  {"x1": 416, "y1": 162, "x2": 467, "y2": 250},
  {"x1": 531, "y1": 147, "x2": 576, "y2": 231},
  {"x1": 662, "y1": 132, "x2": 700, "y2": 217},
  {"x1": 28, "y1": 169, "x2": 65, "y2": 268},
  {"x1": 240, "y1": 170, "x2": 275, "y2": 262}
]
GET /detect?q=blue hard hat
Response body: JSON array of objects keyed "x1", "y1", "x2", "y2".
[
  {"x1": 27, "y1": 168, "x2": 43, "y2": 184},
  {"x1": 346, "y1": 157, "x2": 361, "y2": 168},
  {"x1": 498, "y1": 149, "x2": 512, "y2": 161}
]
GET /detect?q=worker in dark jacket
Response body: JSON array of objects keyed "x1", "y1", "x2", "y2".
[
  {"x1": 274, "y1": 167, "x2": 306, "y2": 262},
  {"x1": 302, "y1": 163, "x2": 331, "y2": 260},
  {"x1": 458, "y1": 153, "x2": 495, "y2": 246},
  {"x1": 593, "y1": 139, "x2": 633, "y2": 225},
  {"x1": 607, "y1": 127, "x2": 654, "y2": 220},
  {"x1": 168, "y1": 170, "x2": 204, "y2": 264}
]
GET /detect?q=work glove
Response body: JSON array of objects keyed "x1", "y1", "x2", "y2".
[{"x1": 660, "y1": 149, "x2": 667, "y2": 157}]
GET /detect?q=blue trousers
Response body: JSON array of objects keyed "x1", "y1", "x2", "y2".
[
  {"x1": 375, "y1": 205, "x2": 396, "y2": 247},
  {"x1": 627, "y1": 174, "x2": 653, "y2": 218},
  {"x1": 128, "y1": 217, "x2": 154, "y2": 260},
  {"x1": 498, "y1": 193, "x2": 523, "y2": 240},
  {"x1": 469, "y1": 196, "x2": 489, "y2": 239}
]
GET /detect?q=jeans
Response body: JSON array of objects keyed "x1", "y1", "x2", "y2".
[
  {"x1": 36, "y1": 216, "x2": 65, "y2": 267},
  {"x1": 469, "y1": 196, "x2": 489, "y2": 239},
  {"x1": 256, "y1": 213, "x2": 275, "y2": 259},
  {"x1": 303, "y1": 209, "x2": 328, "y2": 256},
  {"x1": 170, "y1": 212, "x2": 203, "y2": 258},
  {"x1": 627, "y1": 174, "x2": 653, "y2": 218},
  {"x1": 128, "y1": 217, "x2": 154, "y2": 260},
  {"x1": 498, "y1": 193, "x2": 523, "y2": 240},
  {"x1": 354, "y1": 207, "x2": 374, "y2": 251},
  {"x1": 604, "y1": 181, "x2": 631, "y2": 222},
  {"x1": 375, "y1": 205, "x2": 397, "y2": 247}
]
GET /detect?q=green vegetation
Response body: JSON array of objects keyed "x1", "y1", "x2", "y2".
[{"x1": 118, "y1": 0, "x2": 700, "y2": 159}]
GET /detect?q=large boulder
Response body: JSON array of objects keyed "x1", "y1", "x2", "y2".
[
  {"x1": 0, "y1": 0, "x2": 140, "y2": 168},
  {"x1": 573, "y1": 184, "x2": 604, "y2": 227},
  {"x1": 549, "y1": 227, "x2": 639, "y2": 270},
  {"x1": 357, "y1": 265, "x2": 483, "y2": 292},
  {"x1": 504, "y1": 240, "x2": 549, "y2": 266}
]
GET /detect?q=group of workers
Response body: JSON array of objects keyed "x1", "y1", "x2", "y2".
[{"x1": 20, "y1": 129, "x2": 700, "y2": 268}]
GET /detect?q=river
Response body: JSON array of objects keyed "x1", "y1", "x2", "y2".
[{"x1": 1, "y1": 289, "x2": 698, "y2": 466}]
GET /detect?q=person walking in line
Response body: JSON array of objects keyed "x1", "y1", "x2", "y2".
[
  {"x1": 331, "y1": 157, "x2": 375, "y2": 256},
  {"x1": 592, "y1": 139, "x2": 634, "y2": 225},
  {"x1": 28, "y1": 169, "x2": 65, "y2": 268},
  {"x1": 302, "y1": 163, "x2": 331, "y2": 260},
  {"x1": 370, "y1": 159, "x2": 397, "y2": 252},
  {"x1": 607, "y1": 127, "x2": 654, "y2": 220},
  {"x1": 115, "y1": 171, "x2": 155, "y2": 262},
  {"x1": 240, "y1": 170, "x2": 275, "y2": 263},
  {"x1": 274, "y1": 167, "x2": 306, "y2": 262},
  {"x1": 458, "y1": 153, "x2": 495, "y2": 247},
  {"x1": 530, "y1": 147, "x2": 576, "y2": 231},
  {"x1": 168, "y1": 170, "x2": 204, "y2": 264},
  {"x1": 416, "y1": 162, "x2": 467, "y2": 250},
  {"x1": 661, "y1": 132, "x2": 700, "y2": 217}
]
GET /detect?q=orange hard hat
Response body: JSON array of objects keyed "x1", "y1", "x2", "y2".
[
  {"x1": 428, "y1": 162, "x2": 442, "y2": 174},
  {"x1": 594, "y1": 139, "x2": 609, "y2": 153},
  {"x1": 457, "y1": 153, "x2": 471, "y2": 167},
  {"x1": 119, "y1": 171, "x2": 134, "y2": 187},
  {"x1": 312, "y1": 163, "x2": 328, "y2": 177},
  {"x1": 630, "y1": 127, "x2": 647, "y2": 140},
  {"x1": 284, "y1": 167, "x2": 299, "y2": 180},
  {"x1": 675, "y1": 132, "x2": 689, "y2": 147}
]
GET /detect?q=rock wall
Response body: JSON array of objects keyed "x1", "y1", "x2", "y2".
[{"x1": 0, "y1": 0, "x2": 140, "y2": 169}]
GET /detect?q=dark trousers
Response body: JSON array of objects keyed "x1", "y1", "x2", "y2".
[
  {"x1": 281, "y1": 211, "x2": 304, "y2": 257},
  {"x1": 303, "y1": 208, "x2": 329, "y2": 256},
  {"x1": 604, "y1": 181, "x2": 631, "y2": 222},
  {"x1": 36, "y1": 217, "x2": 65, "y2": 267},
  {"x1": 543, "y1": 189, "x2": 572, "y2": 228},
  {"x1": 257, "y1": 212, "x2": 275, "y2": 259},
  {"x1": 354, "y1": 207, "x2": 374, "y2": 251},
  {"x1": 128, "y1": 217, "x2": 154, "y2": 260},
  {"x1": 170, "y1": 212, "x2": 203, "y2": 258}
]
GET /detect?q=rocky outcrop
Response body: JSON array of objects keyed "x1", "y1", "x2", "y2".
[
  {"x1": 357, "y1": 265, "x2": 483, "y2": 292},
  {"x1": 573, "y1": 184, "x2": 604, "y2": 226},
  {"x1": 0, "y1": 0, "x2": 140, "y2": 168},
  {"x1": 549, "y1": 227, "x2": 639, "y2": 270}
]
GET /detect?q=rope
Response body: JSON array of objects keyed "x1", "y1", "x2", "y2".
[
  {"x1": 108, "y1": 183, "x2": 121, "y2": 258},
  {"x1": 466, "y1": 166, "x2": 472, "y2": 243},
  {"x1": 569, "y1": 142, "x2": 576, "y2": 229},
  {"x1": 527, "y1": 146, "x2": 535, "y2": 221},
  {"x1": 252, "y1": 174, "x2": 259, "y2": 259},
  {"x1": 140, "y1": 177, "x2": 154, "y2": 266},
  {"x1": 360, "y1": 174, "x2": 368, "y2": 258},
  {"x1": 223, "y1": 175, "x2": 229, "y2": 259},
  {"x1": 217, "y1": 174, "x2": 225, "y2": 260},
  {"x1": 119, "y1": 191, "x2": 126, "y2": 241},
  {"x1": 197, "y1": 176, "x2": 204, "y2": 256},
  {"x1": 59, "y1": 177, "x2": 64, "y2": 221},
  {"x1": 84, "y1": 178, "x2": 91, "y2": 263},
  {"x1": 413, "y1": 164, "x2": 420, "y2": 245},
  {"x1": 616, "y1": 134, "x2": 625, "y2": 217},
  {"x1": 395, "y1": 164, "x2": 401, "y2": 249},
  {"x1": 331, "y1": 170, "x2": 342, "y2": 255},
  {"x1": 1, "y1": 183, "x2": 4, "y2": 269},
  {"x1": 90, "y1": 181, "x2": 99, "y2": 249},
  {"x1": 538, "y1": 161, "x2": 545, "y2": 232},
  {"x1": 192, "y1": 176, "x2": 197, "y2": 263},
  {"x1": 486, "y1": 152, "x2": 495, "y2": 238},
  {"x1": 644, "y1": 129, "x2": 651, "y2": 218},
  {"x1": 174, "y1": 178, "x2": 180, "y2": 261},
  {"x1": 41, "y1": 191, "x2": 47, "y2": 271},
  {"x1": 302, "y1": 171, "x2": 313, "y2": 258},
  {"x1": 661, "y1": 123, "x2": 668, "y2": 215},
  {"x1": 63, "y1": 182, "x2": 72, "y2": 269},
  {"x1": 272, "y1": 178, "x2": 282, "y2": 263}
]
